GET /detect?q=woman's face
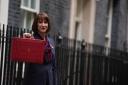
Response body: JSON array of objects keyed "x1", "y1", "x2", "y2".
[{"x1": 37, "y1": 18, "x2": 48, "y2": 34}]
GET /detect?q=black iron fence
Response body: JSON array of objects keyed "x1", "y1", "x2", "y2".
[{"x1": 0, "y1": 24, "x2": 128, "y2": 85}]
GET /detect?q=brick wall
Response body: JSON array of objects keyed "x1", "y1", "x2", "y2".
[
  {"x1": 8, "y1": 0, "x2": 21, "y2": 26},
  {"x1": 111, "y1": 0, "x2": 120, "y2": 49},
  {"x1": 40, "y1": 0, "x2": 71, "y2": 37},
  {"x1": 94, "y1": 0, "x2": 109, "y2": 46},
  {"x1": 111, "y1": 0, "x2": 127, "y2": 51},
  {"x1": 94, "y1": 0, "x2": 128, "y2": 51}
]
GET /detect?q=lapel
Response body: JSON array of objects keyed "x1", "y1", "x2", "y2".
[{"x1": 47, "y1": 36, "x2": 55, "y2": 56}]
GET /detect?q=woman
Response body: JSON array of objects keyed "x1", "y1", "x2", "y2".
[{"x1": 23, "y1": 12, "x2": 57, "y2": 85}]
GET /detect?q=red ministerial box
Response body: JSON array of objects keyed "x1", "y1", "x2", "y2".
[{"x1": 10, "y1": 37, "x2": 46, "y2": 64}]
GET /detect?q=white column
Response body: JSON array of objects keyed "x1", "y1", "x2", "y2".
[
  {"x1": 68, "y1": 0, "x2": 77, "y2": 39},
  {"x1": 0, "y1": 0, "x2": 9, "y2": 85},
  {"x1": 0, "y1": 0, "x2": 9, "y2": 25},
  {"x1": 89, "y1": 0, "x2": 96, "y2": 43},
  {"x1": 106, "y1": 0, "x2": 113, "y2": 48}
]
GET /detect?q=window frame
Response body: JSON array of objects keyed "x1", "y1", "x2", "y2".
[
  {"x1": 20, "y1": 0, "x2": 40, "y2": 29},
  {"x1": 21, "y1": 10, "x2": 36, "y2": 29},
  {"x1": 21, "y1": 0, "x2": 40, "y2": 13}
]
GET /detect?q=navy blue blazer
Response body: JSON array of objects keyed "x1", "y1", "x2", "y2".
[{"x1": 23, "y1": 34, "x2": 57, "y2": 85}]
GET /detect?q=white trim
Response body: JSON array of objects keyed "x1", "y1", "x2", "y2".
[
  {"x1": 0, "y1": 0, "x2": 9, "y2": 83},
  {"x1": 28, "y1": 0, "x2": 31, "y2": 8},
  {"x1": 69, "y1": 0, "x2": 77, "y2": 39},
  {"x1": 105, "y1": 0, "x2": 113, "y2": 48},
  {"x1": 21, "y1": 6, "x2": 38, "y2": 13},
  {"x1": 89, "y1": 0, "x2": 96, "y2": 43},
  {"x1": 36, "y1": 0, "x2": 40, "y2": 13},
  {"x1": 0, "y1": 0, "x2": 9, "y2": 25},
  {"x1": 23, "y1": 11, "x2": 27, "y2": 28}
]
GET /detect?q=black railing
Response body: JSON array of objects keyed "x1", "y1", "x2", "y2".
[{"x1": 0, "y1": 24, "x2": 128, "y2": 85}]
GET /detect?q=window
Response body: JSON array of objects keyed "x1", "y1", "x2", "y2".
[
  {"x1": 21, "y1": 0, "x2": 40, "y2": 29},
  {"x1": 21, "y1": 0, "x2": 39, "y2": 13},
  {"x1": 22, "y1": 11, "x2": 35, "y2": 29}
]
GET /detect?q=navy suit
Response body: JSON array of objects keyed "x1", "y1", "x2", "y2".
[{"x1": 23, "y1": 34, "x2": 57, "y2": 85}]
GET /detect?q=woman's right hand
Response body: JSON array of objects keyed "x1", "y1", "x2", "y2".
[{"x1": 23, "y1": 33, "x2": 33, "y2": 38}]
